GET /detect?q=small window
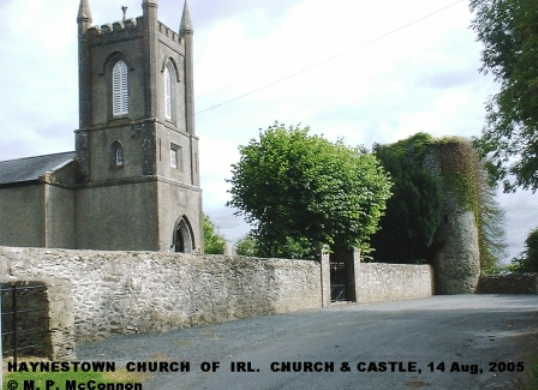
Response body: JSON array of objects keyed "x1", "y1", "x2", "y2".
[
  {"x1": 111, "y1": 141, "x2": 124, "y2": 169},
  {"x1": 115, "y1": 145, "x2": 124, "y2": 166},
  {"x1": 113, "y1": 60, "x2": 129, "y2": 116},
  {"x1": 170, "y1": 144, "x2": 182, "y2": 170},
  {"x1": 170, "y1": 148, "x2": 178, "y2": 169}
]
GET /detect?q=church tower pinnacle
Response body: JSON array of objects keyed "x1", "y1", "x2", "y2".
[
  {"x1": 180, "y1": 0, "x2": 195, "y2": 136},
  {"x1": 180, "y1": 1, "x2": 193, "y2": 34},
  {"x1": 77, "y1": 0, "x2": 92, "y2": 129},
  {"x1": 77, "y1": 0, "x2": 92, "y2": 28}
]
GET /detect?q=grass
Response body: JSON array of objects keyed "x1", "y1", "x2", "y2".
[
  {"x1": 523, "y1": 355, "x2": 538, "y2": 390},
  {"x1": 2, "y1": 357, "x2": 150, "y2": 390}
]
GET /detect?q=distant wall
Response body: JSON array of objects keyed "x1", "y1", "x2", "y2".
[
  {"x1": 0, "y1": 247, "x2": 322, "y2": 344},
  {"x1": 358, "y1": 263, "x2": 434, "y2": 302},
  {"x1": 320, "y1": 248, "x2": 434, "y2": 304},
  {"x1": 477, "y1": 274, "x2": 538, "y2": 295}
]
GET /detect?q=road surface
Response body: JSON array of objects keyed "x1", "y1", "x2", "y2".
[{"x1": 78, "y1": 295, "x2": 538, "y2": 390}]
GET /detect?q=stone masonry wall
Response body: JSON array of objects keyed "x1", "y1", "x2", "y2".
[
  {"x1": 357, "y1": 263, "x2": 434, "y2": 302},
  {"x1": 0, "y1": 279, "x2": 75, "y2": 360},
  {"x1": 320, "y1": 248, "x2": 434, "y2": 304},
  {"x1": 0, "y1": 246, "x2": 435, "y2": 358},
  {"x1": 477, "y1": 274, "x2": 538, "y2": 295},
  {"x1": 0, "y1": 247, "x2": 322, "y2": 344}
]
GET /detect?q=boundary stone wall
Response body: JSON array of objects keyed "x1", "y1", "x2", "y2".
[
  {"x1": 0, "y1": 246, "x2": 435, "y2": 358},
  {"x1": 0, "y1": 247, "x2": 322, "y2": 344},
  {"x1": 357, "y1": 263, "x2": 434, "y2": 302},
  {"x1": 477, "y1": 274, "x2": 538, "y2": 295},
  {"x1": 320, "y1": 248, "x2": 434, "y2": 303}
]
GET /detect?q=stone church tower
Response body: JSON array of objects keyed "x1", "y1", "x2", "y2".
[
  {"x1": 0, "y1": 0, "x2": 202, "y2": 252},
  {"x1": 74, "y1": 0, "x2": 203, "y2": 252}
]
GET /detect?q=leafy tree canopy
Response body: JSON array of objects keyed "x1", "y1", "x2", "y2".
[
  {"x1": 513, "y1": 226, "x2": 538, "y2": 272},
  {"x1": 235, "y1": 233, "x2": 258, "y2": 257},
  {"x1": 470, "y1": 0, "x2": 538, "y2": 192},
  {"x1": 203, "y1": 214, "x2": 226, "y2": 254},
  {"x1": 524, "y1": 227, "x2": 538, "y2": 272},
  {"x1": 226, "y1": 122, "x2": 392, "y2": 259}
]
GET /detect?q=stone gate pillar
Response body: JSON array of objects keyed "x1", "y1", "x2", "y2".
[{"x1": 321, "y1": 246, "x2": 331, "y2": 307}]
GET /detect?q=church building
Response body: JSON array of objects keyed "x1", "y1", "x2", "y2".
[{"x1": 0, "y1": 0, "x2": 204, "y2": 253}]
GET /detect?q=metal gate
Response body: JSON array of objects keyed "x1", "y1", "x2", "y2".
[
  {"x1": 330, "y1": 261, "x2": 347, "y2": 302},
  {"x1": 1, "y1": 283, "x2": 48, "y2": 366}
]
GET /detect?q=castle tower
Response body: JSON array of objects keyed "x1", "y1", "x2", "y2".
[
  {"x1": 74, "y1": 0, "x2": 203, "y2": 252},
  {"x1": 423, "y1": 142, "x2": 480, "y2": 294}
]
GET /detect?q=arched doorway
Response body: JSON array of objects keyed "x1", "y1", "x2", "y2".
[{"x1": 173, "y1": 216, "x2": 195, "y2": 253}]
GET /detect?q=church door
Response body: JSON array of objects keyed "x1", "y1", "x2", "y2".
[
  {"x1": 173, "y1": 217, "x2": 194, "y2": 253},
  {"x1": 174, "y1": 229, "x2": 185, "y2": 252}
]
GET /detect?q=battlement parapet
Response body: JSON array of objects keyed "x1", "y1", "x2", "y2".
[
  {"x1": 88, "y1": 17, "x2": 141, "y2": 36},
  {"x1": 158, "y1": 21, "x2": 182, "y2": 45},
  {"x1": 87, "y1": 17, "x2": 144, "y2": 45},
  {"x1": 86, "y1": 18, "x2": 183, "y2": 47}
]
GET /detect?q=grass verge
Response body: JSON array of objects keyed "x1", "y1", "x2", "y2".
[{"x1": 523, "y1": 355, "x2": 538, "y2": 390}]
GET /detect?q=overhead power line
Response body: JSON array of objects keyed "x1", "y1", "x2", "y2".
[{"x1": 196, "y1": 0, "x2": 465, "y2": 115}]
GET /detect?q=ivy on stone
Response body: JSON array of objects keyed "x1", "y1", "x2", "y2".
[{"x1": 371, "y1": 133, "x2": 444, "y2": 264}]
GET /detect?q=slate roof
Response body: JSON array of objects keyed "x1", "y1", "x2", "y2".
[{"x1": 0, "y1": 151, "x2": 76, "y2": 186}]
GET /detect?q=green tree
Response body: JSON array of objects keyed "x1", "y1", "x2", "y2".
[
  {"x1": 470, "y1": 0, "x2": 538, "y2": 192},
  {"x1": 527, "y1": 227, "x2": 538, "y2": 272},
  {"x1": 235, "y1": 233, "x2": 259, "y2": 257},
  {"x1": 203, "y1": 214, "x2": 226, "y2": 254},
  {"x1": 515, "y1": 227, "x2": 538, "y2": 272},
  {"x1": 371, "y1": 133, "x2": 444, "y2": 264},
  {"x1": 227, "y1": 122, "x2": 392, "y2": 259}
]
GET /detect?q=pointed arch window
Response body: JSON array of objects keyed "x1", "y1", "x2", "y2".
[
  {"x1": 113, "y1": 60, "x2": 129, "y2": 116},
  {"x1": 164, "y1": 63, "x2": 175, "y2": 121}
]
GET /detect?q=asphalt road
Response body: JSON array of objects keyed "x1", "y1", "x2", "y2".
[{"x1": 78, "y1": 295, "x2": 538, "y2": 390}]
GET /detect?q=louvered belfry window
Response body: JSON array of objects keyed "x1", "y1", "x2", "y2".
[
  {"x1": 164, "y1": 64, "x2": 174, "y2": 120},
  {"x1": 113, "y1": 61, "x2": 129, "y2": 116}
]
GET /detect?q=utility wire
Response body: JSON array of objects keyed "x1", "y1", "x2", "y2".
[
  {"x1": 196, "y1": 64, "x2": 278, "y2": 100},
  {"x1": 196, "y1": 0, "x2": 465, "y2": 115}
]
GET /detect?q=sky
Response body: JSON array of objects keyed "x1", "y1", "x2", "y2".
[{"x1": 0, "y1": 0, "x2": 537, "y2": 262}]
